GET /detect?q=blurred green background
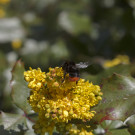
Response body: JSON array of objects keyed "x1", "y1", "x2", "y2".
[{"x1": 0, "y1": 0, "x2": 135, "y2": 113}]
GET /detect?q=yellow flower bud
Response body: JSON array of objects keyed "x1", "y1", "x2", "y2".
[
  {"x1": 11, "y1": 39, "x2": 22, "y2": 49},
  {"x1": 52, "y1": 82, "x2": 59, "y2": 87},
  {"x1": 63, "y1": 110, "x2": 68, "y2": 117}
]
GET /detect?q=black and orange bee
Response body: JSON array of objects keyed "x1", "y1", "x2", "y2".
[{"x1": 61, "y1": 61, "x2": 89, "y2": 82}]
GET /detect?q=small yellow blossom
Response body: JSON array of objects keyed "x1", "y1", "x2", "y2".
[
  {"x1": 24, "y1": 67, "x2": 46, "y2": 90},
  {"x1": 52, "y1": 81, "x2": 59, "y2": 87},
  {"x1": 11, "y1": 39, "x2": 22, "y2": 49},
  {"x1": 24, "y1": 66, "x2": 102, "y2": 135},
  {"x1": 56, "y1": 123, "x2": 94, "y2": 135},
  {"x1": 103, "y1": 55, "x2": 130, "y2": 68},
  {"x1": 0, "y1": 8, "x2": 5, "y2": 18},
  {"x1": 79, "y1": 129, "x2": 93, "y2": 135}
]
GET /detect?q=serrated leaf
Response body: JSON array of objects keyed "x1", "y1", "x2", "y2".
[
  {"x1": 24, "y1": 130, "x2": 35, "y2": 135},
  {"x1": 106, "y1": 129, "x2": 130, "y2": 135},
  {"x1": 100, "y1": 73, "x2": 135, "y2": 102},
  {"x1": 0, "y1": 112, "x2": 27, "y2": 132},
  {"x1": 125, "y1": 114, "x2": 135, "y2": 125},
  {"x1": 125, "y1": 115, "x2": 135, "y2": 135},
  {"x1": 101, "y1": 120, "x2": 124, "y2": 130},
  {"x1": 92, "y1": 73, "x2": 135, "y2": 123},
  {"x1": 86, "y1": 64, "x2": 133, "y2": 84},
  {"x1": 11, "y1": 60, "x2": 31, "y2": 114},
  {"x1": 0, "y1": 126, "x2": 26, "y2": 135},
  {"x1": 94, "y1": 124, "x2": 130, "y2": 135}
]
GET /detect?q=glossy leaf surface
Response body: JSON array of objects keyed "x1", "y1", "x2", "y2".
[
  {"x1": 92, "y1": 73, "x2": 135, "y2": 123},
  {"x1": 0, "y1": 112, "x2": 27, "y2": 133},
  {"x1": 11, "y1": 60, "x2": 31, "y2": 114}
]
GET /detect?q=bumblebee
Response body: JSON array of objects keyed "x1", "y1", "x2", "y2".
[{"x1": 61, "y1": 61, "x2": 89, "y2": 82}]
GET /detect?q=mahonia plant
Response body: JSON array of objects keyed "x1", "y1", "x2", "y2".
[{"x1": 24, "y1": 67, "x2": 103, "y2": 135}]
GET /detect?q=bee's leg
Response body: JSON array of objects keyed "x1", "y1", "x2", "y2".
[
  {"x1": 76, "y1": 77, "x2": 80, "y2": 84},
  {"x1": 76, "y1": 74, "x2": 80, "y2": 84}
]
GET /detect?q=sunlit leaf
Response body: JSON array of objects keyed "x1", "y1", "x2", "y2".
[
  {"x1": 86, "y1": 64, "x2": 134, "y2": 84},
  {"x1": 92, "y1": 73, "x2": 135, "y2": 123},
  {"x1": 94, "y1": 124, "x2": 130, "y2": 135},
  {"x1": 125, "y1": 115, "x2": 135, "y2": 135},
  {"x1": 106, "y1": 129, "x2": 130, "y2": 135},
  {"x1": 11, "y1": 60, "x2": 31, "y2": 114},
  {"x1": 101, "y1": 120, "x2": 124, "y2": 130},
  {"x1": 24, "y1": 129, "x2": 35, "y2": 135},
  {"x1": 0, "y1": 112, "x2": 27, "y2": 132}
]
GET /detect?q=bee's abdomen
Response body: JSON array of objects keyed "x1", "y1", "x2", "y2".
[{"x1": 69, "y1": 77, "x2": 79, "y2": 82}]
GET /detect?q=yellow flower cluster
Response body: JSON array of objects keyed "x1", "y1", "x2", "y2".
[
  {"x1": 103, "y1": 55, "x2": 130, "y2": 68},
  {"x1": 0, "y1": 0, "x2": 10, "y2": 18},
  {"x1": 0, "y1": 8, "x2": 5, "y2": 18},
  {"x1": 0, "y1": 0, "x2": 10, "y2": 4},
  {"x1": 24, "y1": 67, "x2": 102, "y2": 135},
  {"x1": 11, "y1": 39, "x2": 22, "y2": 50}
]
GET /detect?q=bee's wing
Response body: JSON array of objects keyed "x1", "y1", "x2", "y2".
[{"x1": 76, "y1": 62, "x2": 90, "y2": 69}]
